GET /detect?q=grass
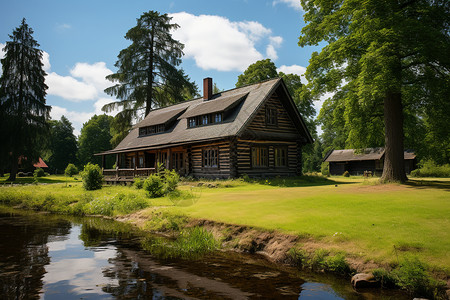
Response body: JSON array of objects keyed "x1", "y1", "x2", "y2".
[
  {"x1": 1, "y1": 174, "x2": 449, "y2": 274},
  {"x1": 170, "y1": 176, "x2": 450, "y2": 273}
]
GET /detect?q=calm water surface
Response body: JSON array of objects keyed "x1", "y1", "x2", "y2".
[{"x1": 0, "y1": 208, "x2": 408, "y2": 299}]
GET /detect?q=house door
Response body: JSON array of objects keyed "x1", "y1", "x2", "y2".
[{"x1": 145, "y1": 152, "x2": 156, "y2": 168}]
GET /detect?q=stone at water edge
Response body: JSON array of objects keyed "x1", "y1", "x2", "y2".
[{"x1": 351, "y1": 273, "x2": 380, "y2": 288}]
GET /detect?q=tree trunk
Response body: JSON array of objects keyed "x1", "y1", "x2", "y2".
[
  {"x1": 7, "y1": 159, "x2": 18, "y2": 181},
  {"x1": 381, "y1": 91, "x2": 407, "y2": 183}
]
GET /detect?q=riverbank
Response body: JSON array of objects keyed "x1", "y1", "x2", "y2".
[{"x1": 1, "y1": 175, "x2": 449, "y2": 298}]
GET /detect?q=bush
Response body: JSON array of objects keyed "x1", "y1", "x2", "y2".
[
  {"x1": 343, "y1": 170, "x2": 350, "y2": 177},
  {"x1": 321, "y1": 162, "x2": 330, "y2": 176},
  {"x1": 34, "y1": 168, "x2": 46, "y2": 177},
  {"x1": 80, "y1": 163, "x2": 103, "y2": 191},
  {"x1": 65, "y1": 163, "x2": 78, "y2": 177},
  {"x1": 143, "y1": 174, "x2": 165, "y2": 198},
  {"x1": 163, "y1": 169, "x2": 180, "y2": 193},
  {"x1": 410, "y1": 160, "x2": 450, "y2": 178},
  {"x1": 134, "y1": 177, "x2": 144, "y2": 189}
]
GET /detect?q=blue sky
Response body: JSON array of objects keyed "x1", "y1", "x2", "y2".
[{"x1": 0, "y1": 0, "x2": 324, "y2": 136}]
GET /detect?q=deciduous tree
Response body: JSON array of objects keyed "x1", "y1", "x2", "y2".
[
  {"x1": 299, "y1": 0, "x2": 449, "y2": 182},
  {"x1": 0, "y1": 19, "x2": 50, "y2": 181},
  {"x1": 47, "y1": 116, "x2": 78, "y2": 174},
  {"x1": 78, "y1": 115, "x2": 113, "y2": 167}
]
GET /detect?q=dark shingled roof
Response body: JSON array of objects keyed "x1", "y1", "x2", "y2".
[
  {"x1": 133, "y1": 106, "x2": 187, "y2": 129},
  {"x1": 179, "y1": 92, "x2": 248, "y2": 119},
  {"x1": 98, "y1": 78, "x2": 313, "y2": 155},
  {"x1": 324, "y1": 148, "x2": 416, "y2": 162}
]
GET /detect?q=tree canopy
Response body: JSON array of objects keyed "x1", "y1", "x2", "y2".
[
  {"x1": 299, "y1": 0, "x2": 450, "y2": 182},
  {"x1": 0, "y1": 19, "x2": 50, "y2": 181},
  {"x1": 47, "y1": 116, "x2": 78, "y2": 174},
  {"x1": 77, "y1": 115, "x2": 114, "y2": 168},
  {"x1": 103, "y1": 10, "x2": 198, "y2": 146}
]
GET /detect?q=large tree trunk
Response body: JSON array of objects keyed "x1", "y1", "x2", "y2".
[
  {"x1": 381, "y1": 91, "x2": 407, "y2": 183},
  {"x1": 7, "y1": 159, "x2": 18, "y2": 181}
]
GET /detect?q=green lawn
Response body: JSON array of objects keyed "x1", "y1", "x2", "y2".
[{"x1": 172, "y1": 177, "x2": 450, "y2": 271}]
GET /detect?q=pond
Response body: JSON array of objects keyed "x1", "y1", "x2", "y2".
[{"x1": 0, "y1": 208, "x2": 408, "y2": 299}]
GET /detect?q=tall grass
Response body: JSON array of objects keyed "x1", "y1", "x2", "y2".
[{"x1": 410, "y1": 160, "x2": 450, "y2": 177}]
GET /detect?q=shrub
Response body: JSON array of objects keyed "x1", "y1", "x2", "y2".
[
  {"x1": 34, "y1": 168, "x2": 45, "y2": 177},
  {"x1": 65, "y1": 163, "x2": 78, "y2": 177},
  {"x1": 343, "y1": 170, "x2": 350, "y2": 177},
  {"x1": 163, "y1": 169, "x2": 180, "y2": 193},
  {"x1": 80, "y1": 163, "x2": 103, "y2": 190},
  {"x1": 134, "y1": 177, "x2": 144, "y2": 189},
  {"x1": 324, "y1": 253, "x2": 351, "y2": 274},
  {"x1": 321, "y1": 162, "x2": 330, "y2": 176},
  {"x1": 410, "y1": 160, "x2": 450, "y2": 178},
  {"x1": 143, "y1": 174, "x2": 165, "y2": 198}
]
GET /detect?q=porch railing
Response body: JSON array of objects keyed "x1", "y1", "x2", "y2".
[{"x1": 103, "y1": 168, "x2": 156, "y2": 179}]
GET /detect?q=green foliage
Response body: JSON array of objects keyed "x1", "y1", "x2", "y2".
[
  {"x1": 47, "y1": 116, "x2": 78, "y2": 173},
  {"x1": 343, "y1": 171, "x2": 350, "y2": 177},
  {"x1": 163, "y1": 169, "x2": 180, "y2": 193},
  {"x1": 372, "y1": 268, "x2": 397, "y2": 288},
  {"x1": 134, "y1": 177, "x2": 144, "y2": 189},
  {"x1": 392, "y1": 257, "x2": 445, "y2": 297},
  {"x1": 80, "y1": 163, "x2": 103, "y2": 191},
  {"x1": 65, "y1": 163, "x2": 78, "y2": 177},
  {"x1": 143, "y1": 174, "x2": 165, "y2": 198},
  {"x1": 324, "y1": 253, "x2": 351, "y2": 275},
  {"x1": 141, "y1": 227, "x2": 218, "y2": 259},
  {"x1": 236, "y1": 59, "x2": 278, "y2": 88},
  {"x1": 300, "y1": 0, "x2": 450, "y2": 181},
  {"x1": 410, "y1": 160, "x2": 450, "y2": 178},
  {"x1": 77, "y1": 114, "x2": 114, "y2": 167},
  {"x1": 83, "y1": 193, "x2": 148, "y2": 216},
  {"x1": 103, "y1": 10, "x2": 198, "y2": 144},
  {"x1": 0, "y1": 19, "x2": 50, "y2": 181},
  {"x1": 34, "y1": 168, "x2": 45, "y2": 178},
  {"x1": 321, "y1": 162, "x2": 330, "y2": 176},
  {"x1": 145, "y1": 210, "x2": 188, "y2": 232}
]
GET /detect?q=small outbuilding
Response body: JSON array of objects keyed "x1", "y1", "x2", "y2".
[{"x1": 323, "y1": 148, "x2": 417, "y2": 176}]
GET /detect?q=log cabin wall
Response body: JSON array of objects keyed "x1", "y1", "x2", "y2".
[{"x1": 190, "y1": 140, "x2": 232, "y2": 178}]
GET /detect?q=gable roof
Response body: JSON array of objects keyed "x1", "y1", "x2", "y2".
[
  {"x1": 100, "y1": 78, "x2": 312, "y2": 155},
  {"x1": 324, "y1": 148, "x2": 416, "y2": 162}
]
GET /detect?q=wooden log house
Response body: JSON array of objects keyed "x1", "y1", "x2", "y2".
[
  {"x1": 97, "y1": 78, "x2": 313, "y2": 183},
  {"x1": 323, "y1": 148, "x2": 417, "y2": 176}
]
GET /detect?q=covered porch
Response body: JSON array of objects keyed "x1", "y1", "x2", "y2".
[{"x1": 99, "y1": 146, "x2": 189, "y2": 184}]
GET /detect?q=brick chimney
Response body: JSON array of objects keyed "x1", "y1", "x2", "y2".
[{"x1": 203, "y1": 77, "x2": 212, "y2": 100}]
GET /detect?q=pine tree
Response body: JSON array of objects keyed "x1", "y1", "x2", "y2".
[
  {"x1": 0, "y1": 19, "x2": 50, "y2": 181},
  {"x1": 103, "y1": 10, "x2": 198, "y2": 144}
]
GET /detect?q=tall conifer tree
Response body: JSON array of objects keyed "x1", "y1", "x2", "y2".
[
  {"x1": 0, "y1": 19, "x2": 50, "y2": 181},
  {"x1": 103, "y1": 11, "x2": 197, "y2": 144}
]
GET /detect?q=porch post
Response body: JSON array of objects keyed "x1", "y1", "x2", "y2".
[
  {"x1": 167, "y1": 148, "x2": 172, "y2": 170},
  {"x1": 101, "y1": 155, "x2": 106, "y2": 170}
]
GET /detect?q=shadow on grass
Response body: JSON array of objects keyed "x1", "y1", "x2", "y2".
[
  {"x1": 252, "y1": 175, "x2": 349, "y2": 188},
  {"x1": 405, "y1": 178, "x2": 450, "y2": 191}
]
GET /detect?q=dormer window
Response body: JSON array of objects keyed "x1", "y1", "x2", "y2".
[
  {"x1": 138, "y1": 124, "x2": 165, "y2": 137},
  {"x1": 187, "y1": 112, "x2": 224, "y2": 128}
]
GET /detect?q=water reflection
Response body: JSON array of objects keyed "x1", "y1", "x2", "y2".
[{"x1": 0, "y1": 209, "x2": 408, "y2": 299}]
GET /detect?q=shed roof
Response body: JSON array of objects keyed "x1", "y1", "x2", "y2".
[
  {"x1": 99, "y1": 78, "x2": 313, "y2": 155},
  {"x1": 133, "y1": 106, "x2": 187, "y2": 129},
  {"x1": 324, "y1": 148, "x2": 416, "y2": 162}
]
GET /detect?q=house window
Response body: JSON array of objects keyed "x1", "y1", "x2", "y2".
[
  {"x1": 188, "y1": 118, "x2": 196, "y2": 128},
  {"x1": 172, "y1": 152, "x2": 184, "y2": 170},
  {"x1": 214, "y1": 113, "x2": 222, "y2": 123},
  {"x1": 274, "y1": 147, "x2": 287, "y2": 167},
  {"x1": 139, "y1": 124, "x2": 165, "y2": 136},
  {"x1": 266, "y1": 107, "x2": 278, "y2": 126},
  {"x1": 139, "y1": 127, "x2": 147, "y2": 136},
  {"x1": 138, "y1": 156, "x2": 144, "y2": 168},
  {"x1": 251, "y1": 147, "x2": 268, "y2": 168},
  {"x1": 202, "y1": 115, "x2": 209, "y2": 125},
  {"x1": 203, "y1": 148, "x2": 218, "y2": 168}
]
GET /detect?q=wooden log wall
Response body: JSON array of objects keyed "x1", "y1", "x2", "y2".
[
  {"x1": 245, "y1": 92, "x2": 299, "y2": 136},
  {"x1": 190, "y1": 140, "x2": 232, "y2": 178},
  {"x1": 236, "y1": 139, "x2": 299, "y2": 177}
]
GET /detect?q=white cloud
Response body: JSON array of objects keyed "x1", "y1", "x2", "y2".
[
  {"x1": 47, "y1": 72, "x2": 98, "y2": 101},
  {"x1": 0, "y1": 43, "x2": 5, "y2": 59},
  {"x1": 42, "y1": 51, "x2": 51, "y2": 71},
  {"x1": 70, "y1": 62, "x2": 112, "y2": 91},
  {"x1": 266, "y1": 36, "x2": 283, "y2": 60},
  {"x1": 55, "y1": 23, "x2": 71, "y2": 32},
  {"x1": 277, "y1": 64, "x2": 307, "y2": 84},
  {"x1": 170, "y1": 12, "x2": 281, "y2": 72},
  {"x1": 273, "y1": 0, "x2": 303, "y2": 11}
]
